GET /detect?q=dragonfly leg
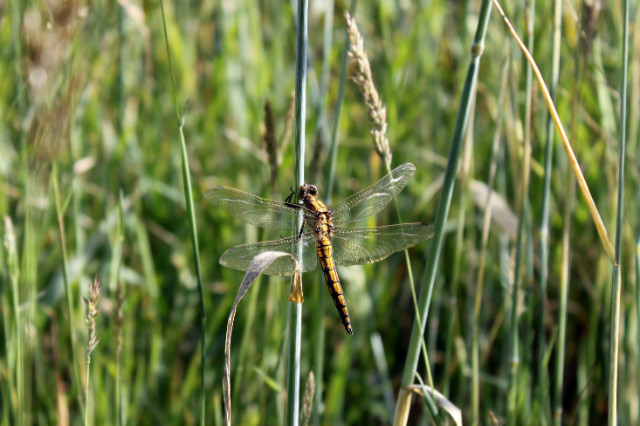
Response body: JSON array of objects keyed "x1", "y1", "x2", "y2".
[{"x1": 284, "y1": 187, "x2": 295, "y2": 204}]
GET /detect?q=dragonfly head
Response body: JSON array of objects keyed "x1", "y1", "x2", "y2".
[{"x1": 298, "y1": 184, "x2": 318, "y2": 201}]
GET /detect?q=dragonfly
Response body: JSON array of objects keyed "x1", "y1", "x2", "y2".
[{"x1": 205, "y1": 163, "x2": 434, "y2": 334}]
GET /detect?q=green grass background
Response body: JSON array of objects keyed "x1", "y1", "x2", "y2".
[{"x1": 1, "y1": 0, "x2": 638, "y2": 425}]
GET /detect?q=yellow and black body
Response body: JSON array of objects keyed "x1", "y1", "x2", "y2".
[{"x1": 298, "y1": 184, "x2": 353, "y2": 334}]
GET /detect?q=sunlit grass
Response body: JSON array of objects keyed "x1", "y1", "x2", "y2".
[{"x1": 0, "y1": 1, "x2": 636, "y2": 425}]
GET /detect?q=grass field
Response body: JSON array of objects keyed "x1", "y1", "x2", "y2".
[{"x1": 1, "y1": 0, "x2": 638, "y2": 425}]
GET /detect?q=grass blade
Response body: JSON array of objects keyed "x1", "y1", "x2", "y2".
[
  {"x1": 159, "y1": 2, "x2": 207, "y2": 423},
  {"x1": 607, "y1": 1, "x2": 630, "y2": 425},
  {"x1": 289, "y1": 1, "x2": 309, "y2": 424},
  {"x1": 394, "y1": 1, "x2": 493, "y2": 424}
]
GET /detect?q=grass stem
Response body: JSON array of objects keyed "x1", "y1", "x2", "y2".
[
  {"x1": 540, "y1": 1, "x2": 562, "y2": 423},
  {"x1": 289, "y1": 0, "x2": 309, "y2": 424},
  {"x1": 393, "y1": 2, "x2": 493, "y2": 424},
  {"x1": 159, "y1": 2, "x2": 208, "y2": 423},
  {"x1": 607, "y1": 1, "x2": 629, "y2": 425}
]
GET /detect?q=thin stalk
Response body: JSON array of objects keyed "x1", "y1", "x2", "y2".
[
  {"x1": 326, "y1": 0, "x2": 357, "y2": 195},
  {"x1": 115, "y1": 192, "x2": 125, "y2": 426},
  {"x1": 555, "y1": 1, "x2": 587, "y2": 422},
  {"x1": 85, "y1": 357, "x2": 91, "y2": 426},
  {"x1": 289, "y1": 1, "x2": 308, "y2": 425},
  {"x1": 539, "y1": 1, "x2": 562, "y2": 423},
  {"x1": 393, "y1": 2, "x2": 493, "y2": 424},
  {"x1": 313, "y1": 2, "x2": 355, "y2": 423},
  {"x1": 179, "y1": 108, "x2": 207, "y2": 426},
  {"x1": 10, "y1": 0, "x2": 28, "y2": 424},
  {"x1": 608, "y1": 1, "x2": 629, "y2": 425},
  {"x1": 472, "y1": 59, "x2": 508, "y2": 426},
  {"x1": 507, "y1": 1, "x2": 536, "y2": 422},
  {"x1": 394, "y1": 0, "x2": 491, "y2": 425},
  {"x1": 506, "y1": 137, "x2": 532, "y2": 425},
  {"x1": 5, "y1": 217, "x2": 20, "y2": 426},
  {"x1": 555, "y1": 173, "x2": 574, "y2": 426},
  {"x1": 52, "y1": 162, "x2": 85, "y2": 420},
  {"x1": 159, "y1": 2, "x2": 207, "y2": 423},
  {"x1": 635, "y1": 226, "x2": 640, "y2": 418},
  {"x1": 83, "y1": 279, "x2": 101, "y2": 426}
]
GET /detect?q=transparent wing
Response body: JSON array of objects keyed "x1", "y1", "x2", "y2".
[
  {"x1": 205, "y1": 186, "x2": 316, "y2": 230},
  {"x1": 219, "y1": 233, "x2": 318, "y2": 275},
  {"x1": 331, "y1": 163, "x2": 417, "y2": 225},
  {"x1": 331, "y1": 223, "x2": 434, "y2": 266}
]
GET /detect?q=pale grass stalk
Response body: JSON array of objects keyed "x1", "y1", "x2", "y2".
[
  {"x1": 472, "y1": 59, "x2": 509, "y2": 426},
  {"x1": 491, "y1": 0, "x2": 615, "y2": 263},
  {"x1": 289, "y1": 1, "x2": 309, "y2": 425},
  {"x1": 115, "y1": 280, "x2": 125, "y2": 426},
  {"x1": 555, "y1": 175, "x2": 575, "y2": 426},
  {"x1": 539, "y1": 0, "x2": 562, "y2": 422},
  {"x1": 607, "y1": 1, "x2": 630, "y2": 425},
  {"x1": 83, "y1": 277, "x2": 102, "y2": 426}
]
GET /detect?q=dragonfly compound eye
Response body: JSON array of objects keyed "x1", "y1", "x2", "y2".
[{"x1": 309, "y1": 185, "x2": 318, "y2": 196}]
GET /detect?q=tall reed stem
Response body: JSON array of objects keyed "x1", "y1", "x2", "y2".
[
  {"x1": 159, "y1": 2, "x2": 207, "y2": 423},
  {"x1": 540, "y1": 1, "x2": 562, "y2": 424},
  {"x1": 52, "y1": 162, "x2": 85, "y2": 420},
  {"x1": 288, "y1": 1, "x2": 308, "y2": 425},
  {"x1": 607, "y1": 1, "x2": 629, "y2": 425},
  {"x1": 393, "y1": 2, "x2": 493, "y2": 424},
  {"x1": 507, "y1": 0, "x2": 536, "y2": 420}
]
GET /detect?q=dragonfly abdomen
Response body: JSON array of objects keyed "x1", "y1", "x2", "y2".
[{"x1": 316, "y1": 236, "x2": 353, "y2": 335}]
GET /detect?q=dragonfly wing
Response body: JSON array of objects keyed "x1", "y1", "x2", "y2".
[
  {"x1": 331, "y1": 223, "x2": 434, "y2": 266},
  {"x1": 220, "y1": 233, "x2": 318, "y2": 275},
  {"x1": 331, "y1": 163, "x2": 417, "y2": 225},
  {"x1": 205, "y1": 186, "x2": 315, "y2": 230}
]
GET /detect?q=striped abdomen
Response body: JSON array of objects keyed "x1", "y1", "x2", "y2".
[{"x1": 316, "y1": 235, "x2": 352, "y2": 335}]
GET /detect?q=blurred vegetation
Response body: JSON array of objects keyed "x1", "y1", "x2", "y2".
[{"x1": 1, "y1": 0, "x2": 637, "y2": 425}]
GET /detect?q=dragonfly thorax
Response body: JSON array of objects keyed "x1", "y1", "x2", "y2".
[{"x1": 298, "y1": 184, "x2": 330, "y2": 214}]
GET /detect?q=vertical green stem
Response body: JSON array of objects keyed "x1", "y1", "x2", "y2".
[
  {"x1": 10, "y1": 0, "x2": 29, "y2": 424},
  {"x1": 85, "y1": 360, "x2": 91, "y2": 426},
  {"x1": 393, "y1": 2, "x2": 493, "y2": 424},
  {"x1": 159, "y1": 1, "x2": 207, "y2": 423},
  {"x1": 52, "y1": 162, "x2": 85, "y2": 421},
  {"x1": 289, "y1": 1, "x2": 308, "y2": 425},
  {"x1": 608, "y1": 1, "x2": 629, "y2": 425},
  {"x1": 507, "y1": 1, "x2": 536, "y2": 423},
  {"x1": 541, "y1": 1, "x2": 562, "y2": 424},
  {"x1": 635, "y1": 227, "x2": 640, "y2": 417},
  {"x1": 472, "y1": 60, "x2": 508, "y2": 426},
  {"x1": 179, "y1": 116, "x2": 207, "y2": 426},
  {"x1": 326, "y1": 0, "x2": 357, "y2": 196},
  {"x1": 115, "y1": 192, "x2": 125, "y2": 426}
]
